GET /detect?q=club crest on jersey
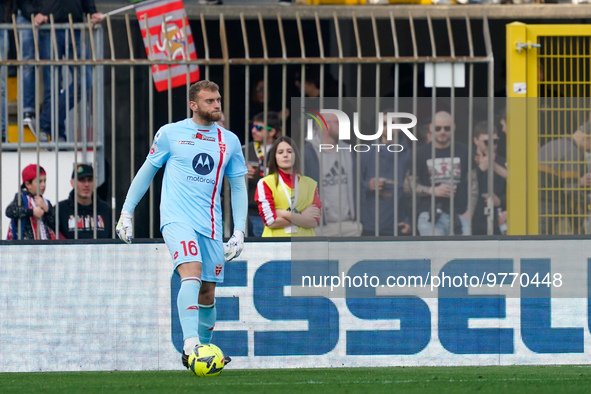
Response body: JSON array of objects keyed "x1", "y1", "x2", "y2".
[
  {"x1": 192, "y1": 153, "x2": 215, "y2": 175},
  {"x1": 193, "y1": 133, "x2": 215, "y2": 142},
  {"x1": 215, "y1": 265, "x2": 223, "y2": 276}
]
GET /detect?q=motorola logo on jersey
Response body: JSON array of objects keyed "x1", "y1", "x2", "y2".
[{"x1": 193, "y1": 153, "x2": 214, "y2": 175}]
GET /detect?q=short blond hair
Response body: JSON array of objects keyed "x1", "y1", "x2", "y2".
[{"x1": 189, "y1": 80, "x2": 220, "y2": 102}]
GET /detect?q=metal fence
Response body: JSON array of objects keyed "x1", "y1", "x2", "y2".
[
  {"x1": 0, "y1": 9, "x2": 499, "y2": 240},
  {"x1": 506, "y1": 23, "x2": 591, "y2": 236}
]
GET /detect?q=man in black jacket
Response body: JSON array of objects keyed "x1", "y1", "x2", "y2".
[
  {"x1": 405, "y1": 111, "x2": 475, "y2": 236},
  {"x1": 58, "y1": 164, "x2": 112, "y2": 239}
]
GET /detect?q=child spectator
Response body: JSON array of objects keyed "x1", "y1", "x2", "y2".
[
  {"x1": 6, "y1": 164, "x2": 56, "y2": 240},
  {"x1": 255, "y1": 136, "x2": 321, "y2": 237}
]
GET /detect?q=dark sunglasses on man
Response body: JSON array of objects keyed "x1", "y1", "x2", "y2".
[
  {"x1": 250, "y1": 124, "x2": 273, "y2": 132},
  {"x1": 435, "y1": 126, "x2": 451, "y2": 132}
]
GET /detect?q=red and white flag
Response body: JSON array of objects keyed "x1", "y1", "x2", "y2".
[{"x1": 135, "y1": 0, "x2": 199, "y2": 92}]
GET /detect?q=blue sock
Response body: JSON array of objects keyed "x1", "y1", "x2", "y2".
[
  {"x1": 177, "y1": 277, "x2": 201, "y2": 344},
  {"x1": 198, "y1": 302, "x2": 217, "y2": 345}
]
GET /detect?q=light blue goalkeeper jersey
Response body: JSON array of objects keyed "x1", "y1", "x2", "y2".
[{"x1": 147, "y1": 118, "x2": 247, "y2": 240}]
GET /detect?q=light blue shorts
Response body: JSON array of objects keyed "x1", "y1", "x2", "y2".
[{"x1": 161, "y1": 222, "x2": 225, "y2": 282}]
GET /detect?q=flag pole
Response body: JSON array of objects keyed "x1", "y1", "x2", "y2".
[{"x1": 104, "y1": 4, "x2": 136, "y2": 17}]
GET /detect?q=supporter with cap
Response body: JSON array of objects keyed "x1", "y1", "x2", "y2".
[
  {"x1": 5, "y1": 164, "x2": 56, "y2": 240},
  {"x1": 58, "y1": 163, "x2": 112, "y2": 239}
]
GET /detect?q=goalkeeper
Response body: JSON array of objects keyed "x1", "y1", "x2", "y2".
[{"x1": 116, "y1": 80, "x2": 247, "y2": 368}]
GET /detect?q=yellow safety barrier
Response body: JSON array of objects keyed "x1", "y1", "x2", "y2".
[{"x1": 506, "y1": 23, "x2": 591, "y2": 235}]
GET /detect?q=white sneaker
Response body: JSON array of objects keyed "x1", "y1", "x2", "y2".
[{"x1": 23, "y1": 112, "x2": 35, "y2": 133}]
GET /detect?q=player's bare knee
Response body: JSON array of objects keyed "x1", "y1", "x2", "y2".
[
  {"x1": 199, "y1": 282, "x2": 216, "y2": 304},
  {"x1": 177, "y1": 261, "x2": 203, "y2": 279}
]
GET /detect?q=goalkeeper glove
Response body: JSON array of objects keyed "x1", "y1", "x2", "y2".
[
  {"x1": 224, "y1": 230, "x2": 244, "y2": 261},
  {"x1": 116, "y1": 211, "x2": 133, "y2": 244}
]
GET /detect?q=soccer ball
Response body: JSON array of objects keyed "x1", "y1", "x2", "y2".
[{"x1": 187, "y1": 344, "x2": 225, "y2": 377}]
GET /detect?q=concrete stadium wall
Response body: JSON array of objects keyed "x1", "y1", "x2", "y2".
[{"x1": 0, "y1": 239, "x2": 589, "y2": 372}]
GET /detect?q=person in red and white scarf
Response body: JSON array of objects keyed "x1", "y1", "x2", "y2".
[{"x1": 5, "y1": 164, "x2": 56, "y2": 240}]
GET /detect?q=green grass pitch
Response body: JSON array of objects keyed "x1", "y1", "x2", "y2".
[{"x1": 1, "y1": 365, "x2": 590, "y2": 393}]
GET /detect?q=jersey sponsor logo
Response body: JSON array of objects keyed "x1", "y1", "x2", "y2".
[
  {"x1": 193, "y1": 153, "x2": 214, "y2": 175},
  {"x1": 215, "y1": 264, "x2": 223, "y2": 276},
  {"x1": 186, "y1": 175, "x2": 216, "y2": 183},
  {"x1": 193, "y1": 133, "x2": 215, "y2": 142},
  {"x1": 187, "y1": 305, "x2": 199, "y2": 310},
  {"x1": 178, "y1": 140, "x2": 194, "y2": 145},
  {"x1": 219, "y1": 142, "x2": 226, "y2": 154},
  {"x1": 174, "y1": 251, "x2": 179, "y2": 260},
  {"x1": 149, "y1": 145, "x2": 158, "y2": 155},
  {"x1": 153, "y1": 131, "x2": 161, "y2": 144}
]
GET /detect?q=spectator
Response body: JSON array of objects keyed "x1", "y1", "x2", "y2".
[
  {"x1": 15, "y1": 0, "x2": 40, "y2": 136},
  {"x1": 249, "y1": 79, "x2": 278, "y2": 118},
  {"x1": 360, "y1": 113, "x2": 412, "y2": 237},
  {"x1": 256, "y1": 136, "x2": 322, "y2": 237},
  {"x1": 294, "y1": 65, "x2": 339, "y2": 98},
  {"x1": 405, "y1": 110, "x2": 475, "y2": 236},
  {"x1": 249, "y1": 78, "x2": 290, "y2": 137},
  {"x1": 471, "y1": 121, "x2": 507, "y2": 235},
  {"x1": 1, "y1": 1, "x2": 14, "y2": 141},
  {"x1": 304, "y1": 113, "x2": 361, "y2": 237},
  {"x1": 417, "y1": 122, "x2": 432, "y2": 146},
  {"x1": 6, "y1": 164, "x2": 56, "y2": 240},
  {"x1": 18, "y1": 0, "x2": 103, "y2": 142},
  {"x1": 58, "y1": 164, "x2": 112, "y2": 239},
  {"x1": 538, "y1": 119, "x2": 591, "y2": 235},
  {"x1": 244, "y1": 111, "x2": 281, "y2": 237},
  {"x1": 495, "y1": 108, "x2": 507, "y2": 159}
]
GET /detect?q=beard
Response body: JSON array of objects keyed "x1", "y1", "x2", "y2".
[{"x1": 197, "y1": 107, "x2": 222, "y2": 123}]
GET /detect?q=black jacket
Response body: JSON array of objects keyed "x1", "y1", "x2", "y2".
[
  {"x1": 18, "y1": 0, "x2": 97, "y2": 23},
  {"x1": 1, "y1": 0, "x2": 15, "y2": 23},
  {"x1": 58, "y1": 190, "x2": 112, "y2": 239},
  {"x1": 5, "y1": 186, "x2": 56, "y2": 240}
]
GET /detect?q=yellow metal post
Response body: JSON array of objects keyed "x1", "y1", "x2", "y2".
[
  {"x1": 506, "y1": 22, "x2": 528, "y2": 235},
  {"x1": 525, "y1": 26, "x2": 541, "y2": 235}
]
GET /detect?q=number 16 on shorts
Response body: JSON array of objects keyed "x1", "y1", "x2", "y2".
[
  {"x1": 180, "y1": 240, "x2": 199, "y2": 258},
  {"x1": 162, "y1": 222, "x2": 202, "y2": 267}
]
